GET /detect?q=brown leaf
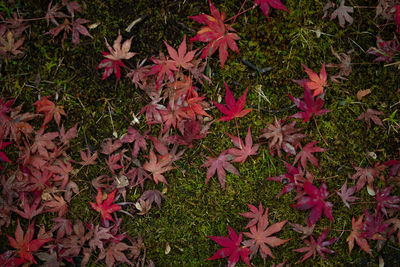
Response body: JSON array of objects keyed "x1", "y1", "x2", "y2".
[{"x1": 356, "y1": 89, "x2": 371, "y2": 100}]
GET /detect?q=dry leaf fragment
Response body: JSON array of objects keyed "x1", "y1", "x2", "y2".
[{"x1": 356, "y1": 89, "x2": 371, "y2": 100}]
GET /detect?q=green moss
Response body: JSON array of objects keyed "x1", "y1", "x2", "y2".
[{"x1": 1, "y1": 0, "x2": 400, "y2": 266}]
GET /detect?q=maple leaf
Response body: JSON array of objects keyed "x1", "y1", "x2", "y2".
[
  {"x1": 100, "y1": 138, "x2": 122, "y2": 155},
  {"x1": 142, "y1": 148, "x2": 174, "y2": 184},
  {"x1": 301, "y1": 63, "x2": 328, "y2": 96},
  {"x1": 206, "y1": 225, "x2": 251, "y2": 267},
  {"x1": 226, "y1": 127, "x2": 259, "y2": 164},
  {"x1": 189, "y1": 1, "x2": 240, "y2": 68},
  {"x1": 330, "y1": 0, "x2": 354, "y2": 27},
  {"x1": 79, "y1": 148, "x2": 98, "y2": 166},
  {"x1": 51, "y1": 217, "x2": 72, "y2": 240},
  {"x1": 395, "y1": 5, "x2": 400, "y2": 33},
  {"x1": 375, "y1": 186, "x2": 400, "y2": 217},
  {"x1": 240, "y1": 202, "x2": 265, "y2": 229},
  {"x1": 0, "y1": 31, "x2": 25, "y2": 58},
  {"x1": 326, "y1": 47, "x2": 353, "y2": 82},
  {"x1": 201, "y1": 151, "x2": 240, "y2": 190},
  {"x1": 346, "y1": 215, "x2": 371, "y2": 255},
  {"x1": 211, "y1": 82, "x2": 252, "y2": 121},
  {"x1": 164, "y1": 35, "x2": 196, "y2": 69},
  {"x1": 59, "y1": 123, "x2": 78, "y2": 145},
  {"x1": 288, "y1": 87, "x2": 330, "y2": 123},
  {"x1": 182, "y1": 96, "x2": 211, "y2": 120},
  {"x1": 147, "y1": 52, "x2": 178, "y2": 90},
  {"x1": 160, "y1": 99, "x2": 190, "y2": 133},
  {"x1": 267, "y1": 161, "x2": 306, "y2": 197},
  {"x1": 0, "y1": 141, "x2": 12, "y2": 168},
  {"x1": 293, "y1": 229, "x2": 337, "y2": 262},
  {"x1": 99, "y1": 242, "x2": 132, "y2": 267},
  {"x1": 336, "y1": 180, "x2": 359, "y2": 208},
  {"x1": 45, "y1": 1, "x2": 67, "y2": 26},
  {"x1": 97, "y1": 52, "x2": 126, "y2": 82},
  {"x1": 242, "y1": 208, "x2": 290, "y2": 260},
  {"x1": 367, "y1": 35, "x2": 400, "y2": 63},
  {"x1": 70, "y1": 18, "x2": 92, "y2": 45},
  {"x1": 356, "y1": 108, "x2": 384, "y2": 130},
  {"x1": 254, "y1": 0, "x2": 290, "y2": 21},
  {"x1": 7, "y1": 220, "x2": 52, "y2": 264},
  {"x1": 386, "y1": 217, "x2": 400, "y2": 245},
  {"x1": 120, "y1": 127, "x2": 147, "y2": 157},
  {"x1": 139, "y1": 190, "x2": 164, "y2": 209},
  {"x1": 259, "y1": 118, "x2": 306, "y2": 157},
  {"x1": 362, "y1": 209, "x2": 389, "y2": 240},
  {"x1": 12, "y1": 193, "x2": 43, "y2": 220},
  {"x1": 351, "y1": 164, "x2": 383, "y2": 192},
  {"x1": 293, "y1": 141, "x2": 326, "y2": 170},
  {"x1": 47, "y1": 159, "x2": 73, "y2": 189},
  {"x1": 172, "y1": 119, "x2": 209, "y2": 148},
  {"x1": 292, "y1": 181, "x2": 334, "y2": 226},
  {"x1": 34, "y1": 97, "x2": 66, "y2": 126},
  {"x1": 104, "y1": 31, "x2": 136, "y2": 61},
  {"x1": 43, "y1": 193, "x2": 68, "y2": 217},
  {"x1": 289, "y1": 222, "x2": 315, "y2": 239},
  {"x1": 385, "y1": 157, "x2": 400, "y2": 177},
  {"x1": 89, "y1": 189, "x2": 122, "y2": 226}
]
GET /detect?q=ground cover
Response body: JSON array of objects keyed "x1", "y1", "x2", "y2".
[{"x1": 1, "y1": 0, "x2": 400, "y2": 266}]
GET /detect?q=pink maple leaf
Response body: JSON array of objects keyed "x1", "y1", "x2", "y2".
[
  {"x1": 201, "y1": 151, "x2": 239, "y2": 190},
  {"x1": 89, "y1": 188, "x2": 122, "y2": 227},
  {"x1": 226, "y1": 127, "x2": 259, "y2": 164},
  {"x1": 164, "y1": 35, "x2": 196, "y2": 70}
]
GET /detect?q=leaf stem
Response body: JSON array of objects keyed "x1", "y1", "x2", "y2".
[
  {"x1": 230, "y1": 0, "x2": 248, "y2": 25},
  {"x1": 314, "y1": 117, "x2": 328, "y2": 146},
  {"x1": 225, "y1": 6, "x2": 254, "y2": 23}
]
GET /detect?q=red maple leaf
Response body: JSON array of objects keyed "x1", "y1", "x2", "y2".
[
  {"x1": 79, "y1": 148, "x2": 98, "y2": 166},
  {"x1": 147, "y1": 52, "x2": 178, "y2": 90},
  {"x1": 292, "y1": 181, "x2": 334, "y2": 226},
  {"x1": 89, "y1": 189, "x2": 122, "y2": 226},
  {"x1": 242, "y1": 208, "x2": 290, "y2": 260},
  {"x1": 288, "y1": 87, "x2": 330, "y2": 123},
  {"x1": 0, "y1": 141, "x2": 12, "y2": 169},
  {"x1": 212, "y1": 82, "x2": 252, "y2": 121},
  {"x1": 226, "y1": 127, "x2": 259, "y2": 164},
  {"x1": 201, "y1": 151, "x2": 239, "y2": 190},
  {"x1": 7, "y1": 220, "x2": 52, "y2": 264},
  {"x1": 254, "y1": 0, "x2": 290, "y2": 21},
  {"x1": 206, "y1": 225, "x2": 251, "y2": 267},
  {"x1": 189, "y1": 1, "x2": 240, "y2": 68},
  {"x1": 395, "y1": 5, "x2": 400, "y2": 33},
  {"x1": 293, "y1": 141, "x2": 326, "y2": 170},
  {"x1": 293, "y1": 229, "x2": 337, "y2": 262},
  {"x1": 346, "y1": 214, "x2": 371, "y2": 255},
  {"x1": 34, "y1": 96, "x2": 66, "y2": 126},
  {"x1": 96, "y1": 52, "x2": 126, "y2": 82},
  {"x1": 164, "y1": 35, "x2": 196, "y2": 69}
]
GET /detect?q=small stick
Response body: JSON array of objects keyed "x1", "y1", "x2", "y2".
[{"x1": 314, "y1": 117, "x2": 328, "y2": 146}]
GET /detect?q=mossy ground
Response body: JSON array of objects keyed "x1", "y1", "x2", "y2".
[{"x1": 1, "y1": 0, "x2": 400, "y2": 266}]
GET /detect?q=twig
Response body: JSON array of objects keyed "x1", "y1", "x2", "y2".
[{"x1": 314, "y1": 117, "x2": 328, "y2": 146}]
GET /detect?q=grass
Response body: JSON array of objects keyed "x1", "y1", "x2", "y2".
[{"x1": 1, "y1": 0, "x2": 400, "y2": 266}]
